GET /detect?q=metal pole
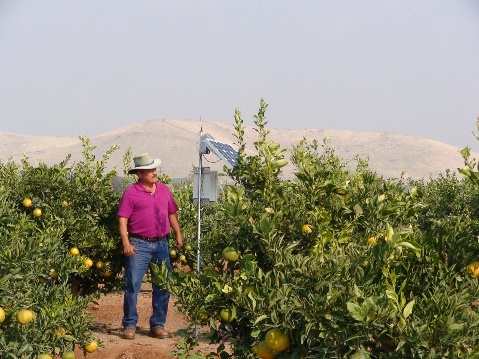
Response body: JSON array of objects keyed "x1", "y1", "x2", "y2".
[
  {"x1": 196, "y1": 128, "x2": 203, "y2": 274},
  {"x1": 195, "y1": 128, "x2": 203, "y2": 339}
]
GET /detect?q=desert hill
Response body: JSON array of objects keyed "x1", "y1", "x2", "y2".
[{"x1": 0, "y1": 119, "x2": 472, "y2": 180}]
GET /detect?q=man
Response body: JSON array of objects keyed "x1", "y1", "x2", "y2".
[{"x1": 117, "y1": 153, "x2": 183, "y2": 340}]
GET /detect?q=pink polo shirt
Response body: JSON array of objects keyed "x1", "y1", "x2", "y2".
[{"x1": 117, "y1": 182, "x2": 179, "y2": 238}]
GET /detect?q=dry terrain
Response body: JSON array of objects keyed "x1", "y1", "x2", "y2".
[{"x1": 74, "y1": 283, "x2": 221, "y2": 359}]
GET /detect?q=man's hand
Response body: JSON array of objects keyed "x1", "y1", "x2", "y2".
[
  {"x1": 123, "y1": 242, "x2": 137, "y2": 256},
  {"x1": 174, "y1": 234, "x2": 183, "y2": 249},
  {"x1": 169, "y1": 212, "x2": 183, "y2": 249}
]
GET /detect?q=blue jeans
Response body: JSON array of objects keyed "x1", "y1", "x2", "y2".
[{"x1": 122, "y1": 237, "x2": 172, "y2": 329}]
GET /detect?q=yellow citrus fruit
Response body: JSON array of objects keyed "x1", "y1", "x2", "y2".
[
  {"x1": 84, "y1": 258, "x2": 93, "y2": 268},
  {"x1": 33, "y1": 208, "x2": 42, "y2": 217},
  {"x1": 0, "y1": 307, "x2": 5, "y2": 323},
  {"x1": 197, "y1": 311, "x2": 209, "y2": 322},
  {"x1": 95, "y1": 261, "x2": 104, "y2": 269},
  {"x1": 55, "y1": 327, "x2": 66, "y2": 337},
  {"x1": 169, "y1": 249, "x2": 177, "y2": 258},
  {"x1": 102, "y1": 270, "x2": 112, "y2": 277},
  {"x1": 222, "y1": 246, "x2": 239, "y2": 262},
  {"x1": 39, "y1": 276, "x2": 46, "y2": 284},
  {"x1": 468, "y1": 262, "x2": 479, "y2": 274},
  {"x1": 62, "y1": 351, "x2": 76, "y2": 359},
  {"x1": 265, "y1": 328, "x2": 290, "y2": 352},
  {"x1": 16, "y1": 309, "x2": 34, "y2": 325},
  {"x1": 70, "y1": 247, "x2": 80, "y2": 256},
  {"x1": 22, "y1": 198, "x2": 32, "y2": 207},
  {"x1": 302, "y1": 224, "x2": 312, "y2": 233},
  {"x1": 184, "y1": 244, "x2": 192, "y2": 251},
  {"x1": 62, "y1": 200, "x2": 69, "y2": 206},
  {"x1": 367, "y1": 236, "x2": 377, "y2": 245},
  {"x1": 38, "y1": 354, "x2": 53, "y2": 359},
  {"x1": 84, "y1": 340, "x2": 98, "y2": 353},
  {"x1": 178, "y1": 254, "x2": 186, "y2": 262},
  {"x1": 219, "y1": 308, "x2": 235, "y2": 323},
  {"x1": 254, "y1": 341, "x2": 277, "y2": 359},
  {"x1": 49, "y1": 269, "x2": 58, "y2": 278},
  {"x1": 474, "y1": 267, "x2": 479, "y2": 279}
]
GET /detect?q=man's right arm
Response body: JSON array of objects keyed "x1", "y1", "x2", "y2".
[{"x1": 118, "y1": 216, "x2": 136, "y2": 256}]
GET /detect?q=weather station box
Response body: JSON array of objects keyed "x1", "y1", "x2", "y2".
[{"x1": 193, "y1": 167, "x2": 218, "y2": 203}]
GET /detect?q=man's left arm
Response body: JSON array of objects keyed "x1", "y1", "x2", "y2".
[{"x1": 169, "y1": 212, "x2": 183, "y2": 249}]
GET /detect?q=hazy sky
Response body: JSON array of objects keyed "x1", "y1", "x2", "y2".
[{"x1": 1, "y1": 1, "x2": 479, "y2": 151}]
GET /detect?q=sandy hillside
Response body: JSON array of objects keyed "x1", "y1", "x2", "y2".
[{"x1": 1, "y1": 119, "x2": 475, "y2": 179}]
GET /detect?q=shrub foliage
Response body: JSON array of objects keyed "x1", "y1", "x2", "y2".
[{"x1": 2, "y1": 106, "x2": 479, "y2": 359}]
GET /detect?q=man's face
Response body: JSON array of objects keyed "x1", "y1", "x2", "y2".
[{"x1": 137, "y1": 168, "x2": 158, "y2": 184}]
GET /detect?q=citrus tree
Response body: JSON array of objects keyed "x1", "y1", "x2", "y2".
[
  {"x1": 0, "y1": 137, "x2": 123, "y2": 358},
  {"x1": 157, "y1": 101, "x2": 479, "y2": 358}
]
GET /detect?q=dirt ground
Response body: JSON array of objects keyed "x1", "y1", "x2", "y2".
[{"x1": 74, "y1": 283, "x2": 221, "y2": 359}]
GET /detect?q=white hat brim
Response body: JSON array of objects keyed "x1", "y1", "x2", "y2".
[{"x1": 128, "y1": 158, "x2": 161, "y2": 174}]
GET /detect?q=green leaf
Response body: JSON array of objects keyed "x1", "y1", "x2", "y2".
[
  {"x1": 386, "y1": 289, "x2": 398, "y2": 304},
  {"x1": 448, "y1": 322, "x2": 465, "y2": 331},
  {"x1": 403, "y1": 300, "x2": 415, "y2": 319},
  {"x1": 253, "y1": 314, "x2": 268, "y2": 325},
  {"x1": 397, "y1": 241, "x2": 421, "y2": 252},
  {"x1": 346, "y1": 302, "x2": 364, "y2": 321}
]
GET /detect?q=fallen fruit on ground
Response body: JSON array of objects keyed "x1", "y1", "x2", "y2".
[
  {"x1": 84, "y1": 340, "x2": 99, "y2": 353},
  {"x1": 62, "y1": 351, "x2": 76, "y2": 359}
]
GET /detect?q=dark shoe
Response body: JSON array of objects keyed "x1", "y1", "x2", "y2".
[
  {"x1": 149, "y1": 327, "x2": 169, "y2": 339},
  {"x1": 122, "y1": 327, "x2": 136, "y2": 339}
]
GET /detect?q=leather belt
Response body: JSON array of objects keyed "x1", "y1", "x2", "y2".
[{"x1": 129, "y1": 233, "x2": 167, "y2": 243}]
